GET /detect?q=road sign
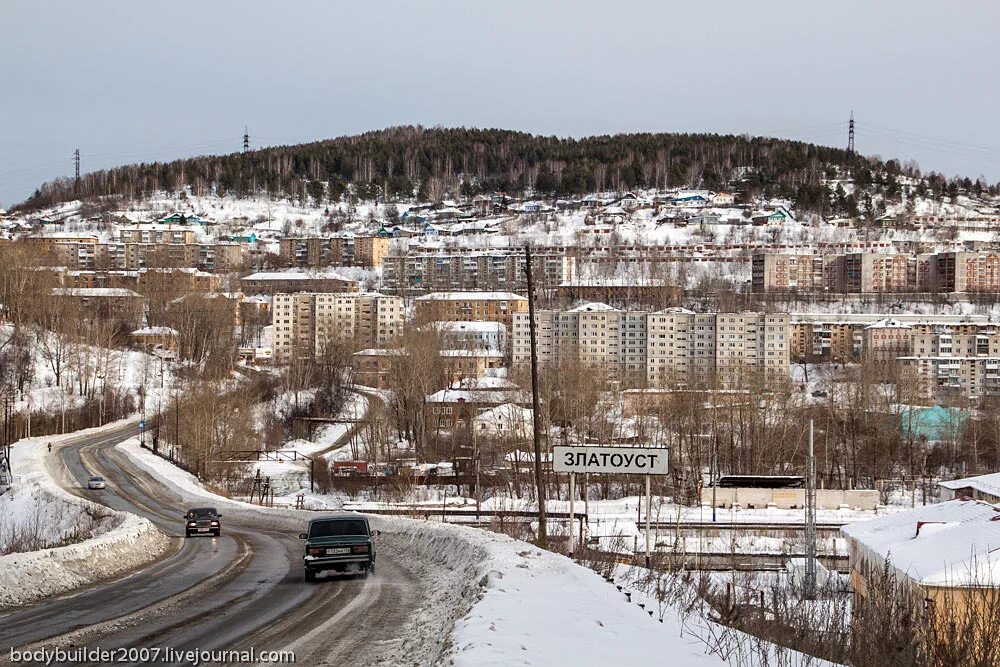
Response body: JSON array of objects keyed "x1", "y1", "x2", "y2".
[
  {"x1": 139, "y1": 420, "x2": 146, "y2": 430},
  {"x1": 553, "y1": 446, "x2": 668, "y2": 475}
]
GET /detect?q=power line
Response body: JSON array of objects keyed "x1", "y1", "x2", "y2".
[
  {"x1": 855, "y1": 128, "x2": 1000, "y2": 163},
  {"x1": 860, "y1": 121, "x2": 1000, "y2": 155}
]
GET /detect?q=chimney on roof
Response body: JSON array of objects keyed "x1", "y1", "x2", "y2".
[{"x1": 915, "y1": 521, "x2": 945, "y2": 537}]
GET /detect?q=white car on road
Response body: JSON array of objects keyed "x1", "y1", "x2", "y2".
[{"x1": 87, "y1": 476, "x2": 106, "y2": 490}]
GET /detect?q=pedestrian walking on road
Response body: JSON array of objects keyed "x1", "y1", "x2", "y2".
[{"x1": 47, "y1": 442, "x2": 52, "y2": 453}]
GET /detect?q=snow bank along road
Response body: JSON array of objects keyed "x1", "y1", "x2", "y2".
[
  {"x1": 0, "y1": 421, "x2": 757, "y2": 666},
  {"x1": 0, "y1": 422, "x2": 427, "y2": 667}
]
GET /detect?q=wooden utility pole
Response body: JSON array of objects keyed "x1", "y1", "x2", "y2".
[{"x1": 525, "y1": 246, "x2": 548, "y2": 543}]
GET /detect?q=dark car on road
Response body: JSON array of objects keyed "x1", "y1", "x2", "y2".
[
  {"x1": 300, "y1": 515, "x2": 378, "y2": 582},
  {"x1": 184, "y1": 507, "x2": 222, "y2": 537}
]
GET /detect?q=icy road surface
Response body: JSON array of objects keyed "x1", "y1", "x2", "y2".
[{"x1": 0, "y1": 422, "x2": 424, "y2": 666}]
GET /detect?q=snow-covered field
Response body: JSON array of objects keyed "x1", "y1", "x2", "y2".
[
  {"x1": 0, "y1": 421, "x2": 170, "y2": 609},
  {"x1": 117, "y1": 437, "x2": 812, "y2": 666}
]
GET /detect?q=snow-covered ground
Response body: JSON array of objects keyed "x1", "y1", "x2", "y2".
[
  {"x1": 0, "y1": 324, "x2": 176, "y2": 428},
  {"x1": 612, "y1": 564, "x2": 841, "y2": 667},
  {"x1": 343, "y1": 493, "x2": 886, "y2": 524},
  {"x1": 117, "y1": 436, "x2": 814, "y2": 666},
  {"x1": 0, "y1": 421, "x2": 170, "y2": 608},
  {"x1": 247, "y1": 391, "x2": 368, "y2": 495}
]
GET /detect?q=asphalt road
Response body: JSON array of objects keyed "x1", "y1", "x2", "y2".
[{"x1": 0, "y1": 422, "x2": 421, "y2": 666}]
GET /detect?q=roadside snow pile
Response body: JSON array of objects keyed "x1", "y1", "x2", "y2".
[
  {"x1": 118, "y1": 437, "x2": 751, "y2": 666},
  {"x1": 0, "y1": 423, "x2": 171, "y2": 609},
  {"x1": 444, "y1": 535, "x2": 725, "y2": 666}
]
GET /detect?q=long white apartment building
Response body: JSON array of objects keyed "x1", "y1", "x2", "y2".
[
  {"x1": 272, "y1": 292, "x2": 404, "y2": 361},
  {"x1": 512, "y1": 304, "x2": 789, "y2": 385}
]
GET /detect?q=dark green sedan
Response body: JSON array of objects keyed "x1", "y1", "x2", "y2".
[{"x1": 299, "y1": 515, "x2": 379, "y2": 582}]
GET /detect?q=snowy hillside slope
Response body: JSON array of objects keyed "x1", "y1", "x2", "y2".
[{"x1": 11, "y1": 186, "x2": 1000, "y2": 260}]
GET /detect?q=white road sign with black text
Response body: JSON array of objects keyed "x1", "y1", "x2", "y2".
[{"x1": 553, "y1": 446, "x2": 668, "y2": 475}]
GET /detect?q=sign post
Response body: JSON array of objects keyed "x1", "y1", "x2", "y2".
[
  {"x1": 645, "y1": 474, "x2": 652, "y2": 567},
  {"x1": 568, "y1": 472, "x2": 576, "y2": 557},
  {"x1": 553, "y1": 445, "x2": 668, "y2": 568}
]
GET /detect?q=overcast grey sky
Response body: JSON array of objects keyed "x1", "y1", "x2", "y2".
[{"x1": 2, "y1": 0, "x2": 999, "y2": 206}]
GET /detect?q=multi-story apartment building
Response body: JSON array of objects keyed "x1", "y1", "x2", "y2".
[
  {"x1": 51, "y1": 267, "x2": 219, "y2": 292},
  {"x1": 59, "y1": 269, "x2": 138, "y2": 289},
  {"x1": 118, "y1": 225, "x2": 197, "y2": 244},
  {"x1": 512, "y1": 306, "x2": 788, "y2": 386},
  {"x1": 935, "y1": 252, "x2": 1000, "y2": 293},
  {"x1": 136, "y1": 267, "x2": 221, "y2": 292},
  {"x1": 45, "y1": 241, "x2": 247, "y2": 271},
  {"x1": 271, "y1": 292, "x2": 404, "y2": 361},
  {"x1": 571, "y1": 303, "x2": 648, "y2": 382},
  {"x1": 789, "y1": 320, "x2": 862, "y2": 362},
  {"x1": 911, "y1": 330, "x2": 1000, "y2": 358},
  {"x1": 440, "y1": 349, "x2": 507, "y2": 385},
  {"x1": 751, "y1": 253, "x2": 825, "y2": 292},
  {"x1": 899, "y1": 356, "x2": 1000, "y2": 399},
  {"x1": 645, "y1": 308, "x2": 719, "y2": 384},
  {"x1": 49, "y1": 240, "x2": 118, "y2": 270},
  {"x1": 432, "y1": 321, "x2": 507, "y2": 353},
  {"x1": 126, "y1": 243, "x2": 247, "y2": 271},
  {"x1": 25, "y1": 234, "x2": 101, "y2": 255},
  {"x1": 241, "y1": 270, "x2": 359, "y2": 294},
  {"x1": 345, "y1": 236, "x2": 391, "y2": 268},
  {"x1": 861, "y1": 318, "x2": 913, "y2": 363},
  {"x1": 352, "y1": 348, "x2": 405, "y2": 388},
  {"x1": 753, "y1": 251, "x2": 1000, "y2": 294},
  {"x1": 50, "y1": 287, "x2": 144, "y2": 328},
  {"x1": 714, "y1": 312, "x2": 789, "y2": 377},
  {"x1": 280, "y1": 238, "x2": 330, "y2": 267},
  {"x1": 842, "y1": 253, "x2": 915, "y2": 293},
  {"x1": 789, "y1": 314, "x2": 995, "y2": 362},
  {"x1": 278, "y1": 236, "x2": 391, "y2": 268},
  {"x1": 381, "y1": 252, "x2": 576, "y2": 294},
  {"x1": 414, "y1": 291, "x2": 529, "y2": 331}
]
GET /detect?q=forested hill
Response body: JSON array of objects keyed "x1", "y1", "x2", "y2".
[{"x1": 18, "y1": 126, "x2": 918, "y2": 213}]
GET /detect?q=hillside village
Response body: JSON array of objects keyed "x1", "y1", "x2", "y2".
[
  {"x1": 13, "y1": 0, "x2": 1000, "y2": 660},
  {"x1": 7, "y1": 139, "x2": 1000, "y2": 665}
]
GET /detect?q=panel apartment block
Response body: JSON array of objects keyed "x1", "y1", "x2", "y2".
[{"x1": 272, "y1": 292, "x2": 404, "y2": 361}]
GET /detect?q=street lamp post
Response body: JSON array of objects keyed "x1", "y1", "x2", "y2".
[
  {"x1": 96, "y1": 372, "x2": 106, "y2": 426},
  {"x1": 139, "y1": 385, "x2": 146, "y2": 447},
  {"x1": 711, "y1": 434, "x2": 718, "y2": 523}
]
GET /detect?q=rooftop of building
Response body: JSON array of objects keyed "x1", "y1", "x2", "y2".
[
  {"x1": 416, "y1": 291, "x2": 527, "y2": 301},
  {"x1": 432, "y1": 321, "x2": 507, "y2": 333},
  {"x1": 131, "y1": 326, "x2": 179, "y2": 336},
  {"x1": 865, "y1": 318, "x2": 913, "y2": 330},
  {"x1": 567, "y1": 302, "x2": 617, "y2": 313},
  {"x1": 51, "y1": 287, "x2": 141, "y2": 297},
  {"x1": 842, "y1": 498, "x2": 1000, "y2": 587},
  {"x1": 243, "y1": 269, "x2": 357, "y2": 281}
]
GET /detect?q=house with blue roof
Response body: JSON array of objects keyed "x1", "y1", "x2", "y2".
[{"x1": 159, "y1": 212, "x2": 211, "y2": 225}]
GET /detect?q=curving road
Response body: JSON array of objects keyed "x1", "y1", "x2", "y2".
[{"x1": 0, "y1": 422, "x2": 422, "y2": 666}]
